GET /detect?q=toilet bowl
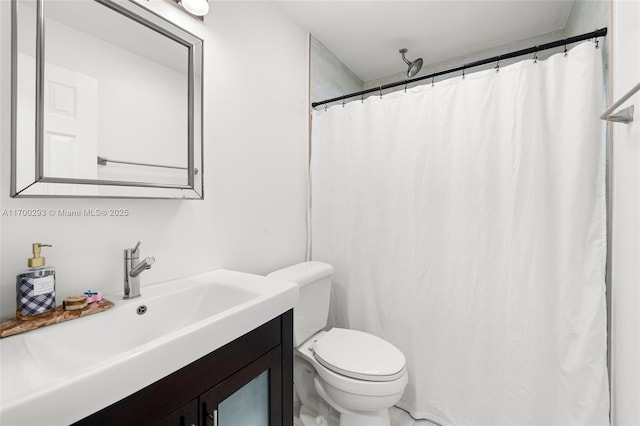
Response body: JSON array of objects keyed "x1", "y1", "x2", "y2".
[
  {"x1": 297, "y1": 329, "x2": 408, "y2": 425},
  {"x1": 268, "y1": 262, "x2": 408, "y2": 426}
]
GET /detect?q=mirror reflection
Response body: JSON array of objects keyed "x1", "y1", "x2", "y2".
[{"x1": 12, "y1": 0, "x2": 204, "y2": 198}]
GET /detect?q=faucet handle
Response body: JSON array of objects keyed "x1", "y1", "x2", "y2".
[
  {"x1": 132, "y1": 240, "x2": 142, "y2": 254},
  {"x1": 125, "y1": 241, "x2": 142, "y2": 258}
]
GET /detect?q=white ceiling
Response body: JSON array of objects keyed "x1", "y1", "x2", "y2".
[{"x1": 276, "y1": 1, "x2": 575, "y2": 82}]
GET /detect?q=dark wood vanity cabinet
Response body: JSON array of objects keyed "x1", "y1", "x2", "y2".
[
  {"x1": 74, "y1": 310, "x2": 293, "y2": 426},
  {"x1": 155, "y1": 399, "x2": 199, "y2": 426}
]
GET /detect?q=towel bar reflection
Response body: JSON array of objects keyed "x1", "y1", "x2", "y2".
[
  {"x1": 97, "y1": 156, "x2": 199, "y2": 175},
  {"x1": 600, "y1": 82, "x2": 639, "y2": 123}
]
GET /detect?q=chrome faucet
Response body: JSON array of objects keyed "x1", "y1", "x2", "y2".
[{"x1": 123, "y1": 241, "x2": 155, "y2": 299}]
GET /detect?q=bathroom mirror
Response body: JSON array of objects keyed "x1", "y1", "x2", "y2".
[{"x1": 11, "y1": 0, "x2": 204, "y2": 198}]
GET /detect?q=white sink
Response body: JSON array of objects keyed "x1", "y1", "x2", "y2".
[{"x1": 0, "y1": 270, "x2": 299, "y2": 426}]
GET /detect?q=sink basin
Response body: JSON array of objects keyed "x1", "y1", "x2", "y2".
[
  {"x1": 0, "y1": 269, "x2": 299, "y2": 426},
  {"x1": 23, "y1": 279, "x2": 258, "y2": 374}
]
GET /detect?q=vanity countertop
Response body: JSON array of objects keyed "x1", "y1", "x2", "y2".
[{"x1": 0, "y1": 270, "x2": 299, "y2": 426}]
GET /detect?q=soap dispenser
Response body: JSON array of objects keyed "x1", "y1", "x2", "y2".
[{"x1": 16, "y1": 243, "x2": 56, "y2": 320}]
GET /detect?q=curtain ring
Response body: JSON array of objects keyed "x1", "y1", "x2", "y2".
[
  {"x1": 405, "y1": 82, "x2": 408, "y2": 93},
  {"x1": 495, "y1": 56, "x2": 500, "y2": 72},
  {"x1": 533, "y1": 46, "x2": 538, "y2": 63},
  {"x1": 595, "y1": 37, "x2": 600, "y2": 49},
  {"x1": 431, "y1": 76, "x2": 435, "y2": 87},
  {"x1": 361, "y1": 94, "x2": 364, "y2": 104},
  {"x1": 379, "y1": 85, "x2": 383, "y2": 99},
  {"x1": 462, "y1": 65, "x2": 466, "y2": 80},
  {"x1": 564, "y1": 40, "x2": 568, "y2": 57},
  {"x1": 324, "y1": 104, "x2": 327, "y2": 112},
  {"x1": 342, "y1": 99, "x2": 345, "y2": 108}
]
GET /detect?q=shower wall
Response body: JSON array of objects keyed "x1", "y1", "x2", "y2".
[
  {"x1": 310, "y1": 36, "x2": 363, "y2": 104},
  {"x1": 565, "y1": 0, "x2": 609, "y2": 37},
  {"x1": 364, "y1": 0, "x2": 608, "y2": 91},
  {"x1": 309, "y1": 1, "x2": 608, "y2": 105},
  {"x1": 364, "y1": 28, "x2": 561, "y2": 90}
]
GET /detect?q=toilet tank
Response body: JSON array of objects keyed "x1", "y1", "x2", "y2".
[{"x1": 268, "y1": 261, "x2": 334, "y2": 346}]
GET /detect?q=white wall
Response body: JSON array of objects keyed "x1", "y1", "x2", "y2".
[
  {"x1": 0, "y1": 1, "x2": 309, "y2": 319},
  {"x1": 610, "y1": 0, "x2": 640, "y2": 424}
]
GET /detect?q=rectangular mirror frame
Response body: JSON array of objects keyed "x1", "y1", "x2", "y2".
[{"x1": 11, "y1": 0, "x2": 204, "y2": 199}]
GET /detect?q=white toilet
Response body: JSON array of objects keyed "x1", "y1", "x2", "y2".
[{"x1": 268, "y1": 261, "x2": 408, "y2": 426}]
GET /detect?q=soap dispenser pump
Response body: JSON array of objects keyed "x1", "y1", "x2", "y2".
[{"x1": 16, "y1": 243, "x2": 56, "y2": 320}]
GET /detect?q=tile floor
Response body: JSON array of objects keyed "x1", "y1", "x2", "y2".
[
  {"x1": 293, "y1": 406, "x2": 439, "y2": 426},
  {"x1": 389, "y1": 407, "x2": 439, "y2": 426}
]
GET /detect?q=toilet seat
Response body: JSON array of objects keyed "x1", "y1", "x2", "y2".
[{"x1": 312, "y1": 328, "x2": 406, "y2": 382}]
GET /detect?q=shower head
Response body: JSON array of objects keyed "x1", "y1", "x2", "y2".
[{"x1": 399, "y1": 48, "x2": 423, "y2": 78}]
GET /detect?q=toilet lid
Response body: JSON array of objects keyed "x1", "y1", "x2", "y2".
[{"x1": 312, "y1": 328, "x2": 406, "y2": 382}]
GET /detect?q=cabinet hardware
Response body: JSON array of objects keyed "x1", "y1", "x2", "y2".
[{"x1": 207, "y1": 409, "x2": 218, "y2": 425}]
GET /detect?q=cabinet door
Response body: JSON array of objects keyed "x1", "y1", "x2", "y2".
[
  {"x1": 200, "y1": 346, "x2": 282, "y2": 426},
  {"x1": 154, "y1": 398, "x2": 199, "y2": 426}
]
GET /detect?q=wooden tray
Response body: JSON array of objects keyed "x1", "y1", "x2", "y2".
[{"x1": 0, "y1": 299, "x2": 114, "y2": 338}]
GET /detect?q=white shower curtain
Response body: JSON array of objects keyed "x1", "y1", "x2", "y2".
[{"x1": 310, "y1": 42, "x2": 608, "y2": 426}]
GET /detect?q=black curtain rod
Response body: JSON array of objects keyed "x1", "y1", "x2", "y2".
[{"x1": 312, "y1": 27, "x2": 608, "y2": 108}]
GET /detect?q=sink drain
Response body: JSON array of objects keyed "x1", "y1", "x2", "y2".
[{"x1": 136, "y1": 305, "x2": 147, "y2": 315}]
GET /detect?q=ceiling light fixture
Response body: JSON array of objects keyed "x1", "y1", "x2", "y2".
[{"x1": 177, "y1": 0, "x2": 209, "y2": 17}]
